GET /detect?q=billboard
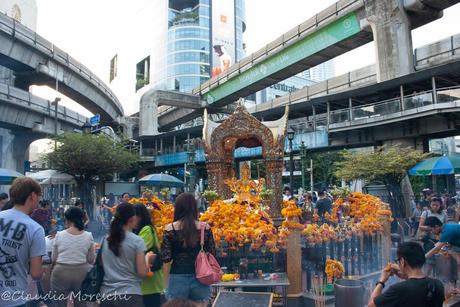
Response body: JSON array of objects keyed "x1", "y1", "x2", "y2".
[{"x1": 211, "y1": 0, "x2": 235, "y2": 77}]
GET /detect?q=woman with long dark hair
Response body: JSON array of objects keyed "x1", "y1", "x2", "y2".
[
  {"x1": 418, "y1": 197, "x2": 448, "y2": 276},
  {"x1": 161, "y1": 193, "x2": 216, "y2": 307},
  {"x1": 50, "y1": 207, "x2": 95, "y2": 307},
  {"x1": 134, "y1": 204, "x2": 164, "y2": 307},
  {"x1": 100, "y1": 203, "x2": 152, "y2": 307}
]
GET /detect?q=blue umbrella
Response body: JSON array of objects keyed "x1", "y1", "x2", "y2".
[
  {"x1": 0, "y1": 168, "x2": 23, "y2": 185},
  {"x1": 409, "y1": 156, "x2": 460, "y2": 176},
  {"x1": 139, "y1": 173, "x2": 184, "y2": 188}
]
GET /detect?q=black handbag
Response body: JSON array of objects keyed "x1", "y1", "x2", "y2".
[
  {"x1": 80, "y1": 238, "x2": 105, "y2": 301},
  {"x1": 148, "y1": 226, "x2": 163, "y2": 272}
]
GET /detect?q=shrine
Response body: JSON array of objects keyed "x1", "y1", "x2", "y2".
[{"x1": 202, "y1": 102, "x2": 289, "y2": 216}]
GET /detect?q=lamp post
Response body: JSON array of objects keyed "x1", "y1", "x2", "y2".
[
  {"x1": 52, "y1": 97, "x2": 61, "y2": 137},
  {"x1": 287, "y1": 128, "x2": 295, "y2": 191},
  {"x1": 186, "y1": 140, "x2": 196, "y2": 192},
  {"x1": 299, "y1": 141, "x2": 308, "y2": 190}
]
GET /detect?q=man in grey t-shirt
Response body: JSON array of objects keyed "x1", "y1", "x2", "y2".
[{"x1": 0, "y1": 177, "x2": 46, "y2": 307}]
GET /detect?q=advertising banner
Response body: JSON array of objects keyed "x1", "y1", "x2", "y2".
[
  {"x1": 205, "y1": 13, "x2": 361, "y2": 104},
  {"x1": 212, "y1": 0, "x2": 235, "y2": 77}
]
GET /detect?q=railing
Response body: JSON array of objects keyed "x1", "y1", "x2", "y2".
[
  {"x1": 403, "y1": 90, "x2": 433, "y2": 109},
  {"x1": 302, "y1": 233, "x2": 384, "y2": 291},
  {"x1": 327, "y1": 85, "x2": 460, "y2": 126},
  {"x1": 438, "y1": 86, "x2": 460, "y2": 103},
  {"x1": 415, "y1": 33, "x2": 460, "y2": 68},
  {"x1": 352, "y1": 97, "x2": 401, "y2": 121},
  {"x1": 195, "y1": 0, "x2": 362, "y2": 94},
  {"x1": 330, "y1": 109, "x2": 350, "y2": 124},
  {"x1": 0, "y1": 83, "x2": 87, "y2": 126},
  {"x1": 0, "y1": 13, "x2": 123, "y2": 116}
]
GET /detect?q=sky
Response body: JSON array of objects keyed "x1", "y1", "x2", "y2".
[{"x1": 32, "y1": 1, "x2": 460, "y2": 117}]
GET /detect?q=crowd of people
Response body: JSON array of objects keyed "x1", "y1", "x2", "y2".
[
  {"x1": 0, "y1": 177, "x2": 215, "y2": 307},
  {"x1": 2, "y1": 177, "x2": 460, "y2": 307}
]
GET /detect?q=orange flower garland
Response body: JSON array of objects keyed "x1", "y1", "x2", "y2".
[
  {"x1": 301, "y1": 191, "x2": 393, "y2": 245},
  {"x1": 325, "y1": 259, "x2": 344, "y2": 282},
  {"x1": 124, "y1": 194, "x2": 174, "y2": 241},
  {"x1": 200, "y1": 199, "x2": 280, "y2": 252},
  {"x1": 280, "y1": 200, "x2": 304, "y2": 231}
]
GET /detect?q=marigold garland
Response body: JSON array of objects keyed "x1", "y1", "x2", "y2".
[
  {"x1": 325, "y1": 259, "x2": 344, "y2": 283},
  {"x1": 301, "y1": 192, "x2": 393, "y2": 245},
  {"x1": 200, "y1": 199, "x2": 280, "y2": 251},
  {"x1": 111, "y1": 194, "x2": 174, "y2": 241},
  {"x1": 280, "y1": 200, "x2": 304, "y2": 232}
]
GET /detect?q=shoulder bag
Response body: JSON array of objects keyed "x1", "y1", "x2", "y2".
[
  {"x1": 148, "y1": 226, "x2": 163, "y2": 272},
  {"x1": 195, "y1": 222, "x2": 223, "y2": 285},
  {"x1": 80, "y1": 238, "x2": 105, "y2": 301}
]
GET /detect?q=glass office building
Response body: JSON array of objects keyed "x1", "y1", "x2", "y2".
[{"x1": 109, "y1": 0, "x2": 247, "y2": 115}]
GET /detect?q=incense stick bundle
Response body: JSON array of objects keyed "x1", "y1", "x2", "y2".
[{"x1": 312, "y1": 275, "x2": 326, "y2": 307}]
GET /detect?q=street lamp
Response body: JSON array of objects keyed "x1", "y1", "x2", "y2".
[
  {"x1": 299, "y1": 141, "x2": 308, "y2": 190},
  {"x1": 186, "y1": 140, "x2": 196, "y2": 193},
  {"x1": 287, "y1": 128, "x2": 295, "y2": 191},
  {"x1": 52, "y1": 97, "x2": 61, "y2": 137}
]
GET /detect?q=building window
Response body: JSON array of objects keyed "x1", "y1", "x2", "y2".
[
  {"x1": 11, "y1": 4, "x2": 21, "y2": 23},
  {"x1": 109, "y1": 54, "x2": 118, "y2": 82},
  {"x1": 136, "y1": 56, "x2": 150, "y2": 91}
]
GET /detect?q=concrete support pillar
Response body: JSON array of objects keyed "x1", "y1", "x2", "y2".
[
  {"x1": 139, "y1": 89, "x2": 159, "y2": 136},
  {"x1": 0, "y1": 128, "x2": 37, "y2": 174},
  {"x1": 432, "y1": 76, "x2": 438, "y2": 104},
  {"x1": 312, "y1": 106, "x2": 316, "y2": 131},
  {"x1": 173, "y1": 136, "x2": 176, "y2": 153},
  {"x1": 400, "y1": 85, "x2": 405, "y2": 111},
  {"x1": 365, "y1": 0, "x2": 414, "y2": 82},
  {"x1": 348, "y1": 98, "x2": 353, "y2": 121},
  {"x1": 326, "y1": 101, "x2": 330, "y2": 130}
]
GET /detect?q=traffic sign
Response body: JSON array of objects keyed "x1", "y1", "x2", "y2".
[{"x1": 90, "y1": 114, "x2": 100, "y2": 126}]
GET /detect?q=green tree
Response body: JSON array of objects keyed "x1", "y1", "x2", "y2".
[
  {"x1": 311, "y1": 151, "x2": 343, "y2": 189},
  {"x1": 335, "y1": 147, "x2": 430, "y2": 217},
  {"x1": 45, "y1": 133, "x2": 138, "y2": 217}
]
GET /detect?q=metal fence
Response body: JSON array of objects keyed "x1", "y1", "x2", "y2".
[{"x1": 302, "y1": 233, "x2": 385, "y2": 291}]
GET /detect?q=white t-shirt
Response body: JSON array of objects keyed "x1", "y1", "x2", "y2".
[
  {"x1": 52, "y1": 230, "x2": 94, "y2": 265},
  {"x1": 0, "y1": 208, "x2": 46, "y2": 307},
  {"x1": 421, "y1": 210, "x2": 447, "y2": 224}
]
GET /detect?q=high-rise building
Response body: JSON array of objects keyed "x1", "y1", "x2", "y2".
[
  {"x1": 109, "y1": 0, "x2": 246, "y2": 116},
  {"x1": 304, "y1": 59, "x2": 335, "y2": 82}
]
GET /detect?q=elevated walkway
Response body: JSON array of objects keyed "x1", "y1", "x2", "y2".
[{"x1": 0, "y1": 13, "x2": 123, "y2": 122}]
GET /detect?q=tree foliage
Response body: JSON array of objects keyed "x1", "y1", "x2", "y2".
[
  {"x1": 45, "y1": 133, "x2": 138, "y2": 181},
  {"x1": 45, "y1": 133, "x2": 138, "y2": 216},
  {"x1": 311, "y1": 151, "x2": 343, "y2": 188},
  {"x1": 334, "y1": 147, "x2": 430, "y2": 217},
  {"x1": 335, "y1": 147, "x2": 429, "y2": 184}
]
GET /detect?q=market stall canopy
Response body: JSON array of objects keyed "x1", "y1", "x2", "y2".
[
  {"x1": 28, "y1": 169, "x2": 76, "y2": 185},
  {"x1": 139, "y1": 173, "x2": 184, "y2": 188},
  {"x1": 0, "y1": 168, "x2": 23, "y2": 185},
  {"x1": 409, "y1": 156, "x2": 460, "y2": 176}
]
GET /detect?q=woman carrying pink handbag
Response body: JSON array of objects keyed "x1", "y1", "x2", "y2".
[{"x1": 161, "y1": 193, "x2": 218, "y2": 307}]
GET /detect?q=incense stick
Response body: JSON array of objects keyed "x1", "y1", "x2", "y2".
[{"x1": 312, "y1": 275, "x2": 326, "y2": 307}]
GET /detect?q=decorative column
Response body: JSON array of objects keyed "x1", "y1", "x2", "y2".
[
  {"x1": 265, "y1": 157, "x2": 284, "y2": 217},
  {"x1": 205, "y1": 159, "x2": 225, "y2": 195},
  {"x1": 287, "y1": 217, "x2": 303, "y2": 296}
]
